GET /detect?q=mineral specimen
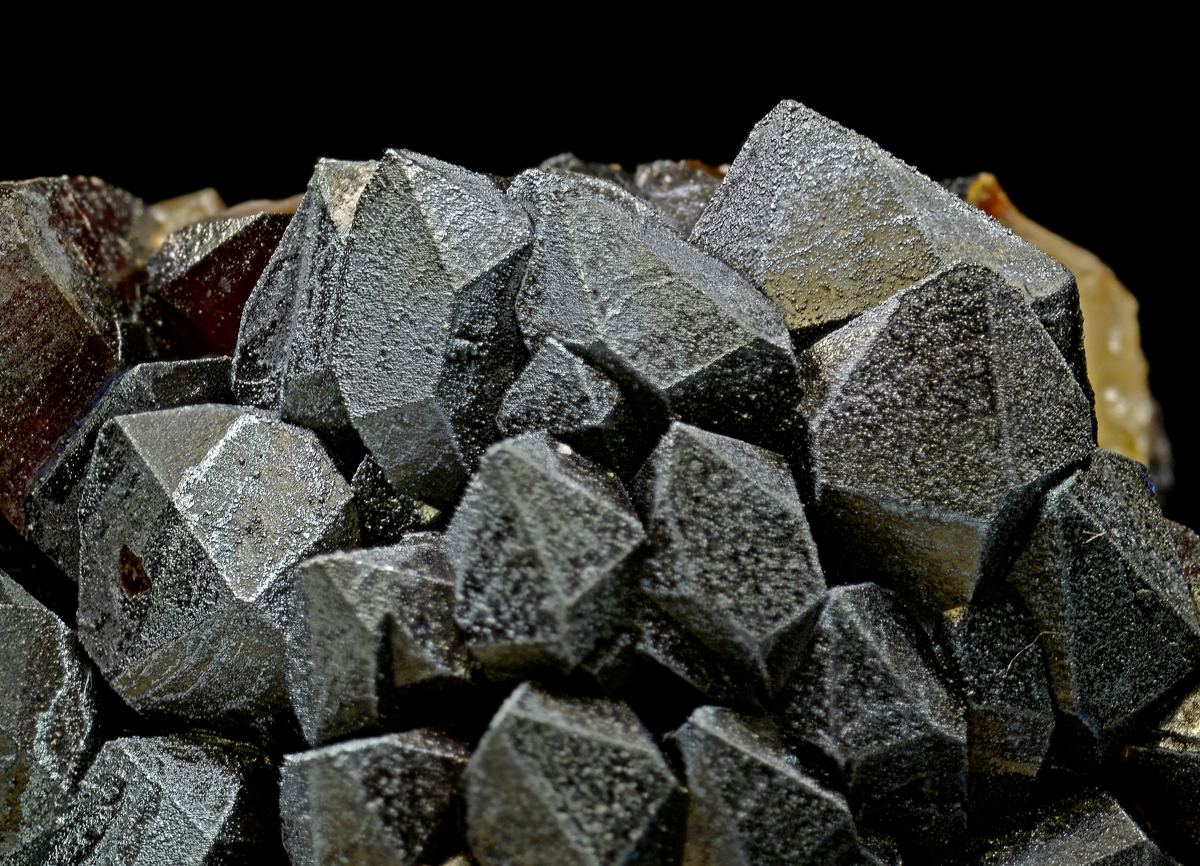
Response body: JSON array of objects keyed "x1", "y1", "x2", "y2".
[
  {"x1": 280, "y1": 729, "x2": 470, "y2": 866},
  {"x1": 1009, "y1": 448, "x2": 1200, "y2": 763},
  {"x1": 692, "y1": 101, "x2": 1091, "y2": 405},
  {"x1": 25, "y1": 356, "x2": 234, "y2": 579},
  {"x1": 668, "y1": 705, "x2": 857, "y2": 865},
  {"x1": 288, "y1": 535, "x2": 471, "y2": 746},
  {"x1": 448, "y1": 432, "x2": 645, "y2": 679},
  {"x1": 633, "y1": 421, "x2": 824, "y2": 694},
  {"x1": 146, "y1": 211, "x2": 290, "y2": 357},
  {"x1": 1, "y1": 98, "x2": 1193, "y2": 865},
  {"x1": 772, "y1": 583, "x2": 968, "y2": 850},
  {"x1": 463, "y1": 682, "x2": 686, "y2": 866},
  {"x1": 0, "y1": 570, "x2": 97, "y2": 864},
  {"x1": 44, "y1": 734, "x2": 280, "y2": 865},
  {"x1": 799, "y1": 262, "x2": 1094, "y2": 615},
  {"x1": 77, "y1": 404, "x2": 358, "y2": 724}
]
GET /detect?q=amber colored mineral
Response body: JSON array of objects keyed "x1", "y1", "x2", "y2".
[{"x1": 965, "y1": 172, "x2": 1160, "y2": 472}]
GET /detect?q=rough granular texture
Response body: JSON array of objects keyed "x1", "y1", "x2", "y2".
[
  {"x1": 0, "y1": 570, "x2": 96, "y2": 865},
  {"x1": 464, "y1": 683, "x2": 686, "y2": 866}
]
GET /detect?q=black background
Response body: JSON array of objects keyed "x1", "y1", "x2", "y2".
[{"x1": 5, "y1": 39, "x2": 1192, "y2": 526}]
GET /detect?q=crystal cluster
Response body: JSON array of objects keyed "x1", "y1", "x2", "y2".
[{"x1": 2, "y1": 100, "x2": 1197, "y2": 865}]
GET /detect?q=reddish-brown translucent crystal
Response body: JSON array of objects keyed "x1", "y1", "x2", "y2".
[{"x1": 0, "y1": 177, "x2": 136, "y2": 533}]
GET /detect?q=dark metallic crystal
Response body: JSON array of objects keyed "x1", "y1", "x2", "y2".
[
  {"x1": 281, "y1": 729, "x2": 470, "y2": 866},
  {"x1": 288, "y1": 535, "x2": 472, "y2": 746},
  {"x1": 464, "y1": 682, "x2": 686, "y2": 866},
  {"x1": 799, "y1": 262, "x2": 1094, "y2": 614},
  {"x1": 77, "y1": 404, "x2": 358, "y2": 724},
  {"x1": 668, "y1": 706, "x2": 857, "y2": 865},
  {"x1": 633, "y1": 422, "x2": 824, "y2": 694},
  {"x1": 25, "y1": 357, "x2": 233, "y2": 579},
  {"x1": 44, "y1": 734, "x2": 280, "y2": 865},
  {"x1": 1009, "y1": 449, "x2": 1200, "y2": 763},
  {"x1": 633, "y1": 159, "x2": 723, "y2": 236},
  {"x1": 508, "y1": 168, "x2": 803, "y2": 456},
  {"x1": 448, "y1": 432, "x2": 644, "y2": 679},
  {"x1": 0, "y1": 570, "x2": 97, "y2": 864},
  {"x1": 772, "y1": 583, "x2": 967, "y2": 849}
]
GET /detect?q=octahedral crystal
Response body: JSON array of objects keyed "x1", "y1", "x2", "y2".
[
  {"x1": 464, "y1": 682, "x2": 686, "y2": 866},
  {"x1": 44, "y1": 734, "x2": 280, "y2": 865},
  {"x1": 25, "y1": 357, "x2": 234, "y2": 580},
  {"x1": 633, "y1": 422, "x2": 824, "y2": 694},
  {"x1": 146, "y1": 211, "x2": 290, "y2": 356},
  {"x1": 508, "y1": 168, "x2": 803, "y2": 456},
  {"x1": 350, "y1": 454, "x2": 427, "y2": 547},
  {"x1": 692, "y1": 101, "x2": 1091, "y2": 402},
  {"x1": 0, "y1": 570, "x2": 97, "y2": 864},
  {"x1": 448, "y1": 432, "x2": 645, "y2": 679},
  {"x1": 1, "y1": 177, "x2": 141, "y2": 533},
  {"x1": 1009, "y1": 448, "x2": 1200, "y2": 764},
  {"x1": 937, "y1": 582, "x2": 1056, "y2": 820},
  {"x1": 799, "y1": 262, "x2": 1094, "y2": 614},
  {"x1": 633, "y1": 159, "x2": 724, "y2": 237},
  {"x1": 772, "y1": 583, "x2": 967, "y2": 850},
  {"x1": 288, "y1": 535, "x2": 471, "y2": 746},
  {"x1": 332, "y1": 150, "x2": 532, "y2": 510},
  {"x1": 496, "y1": 337, "x2": 647, "y2": 478},
  {"x1": 280, "y1": 729, "x2": 470, "y2": 866},
  {"x1": 668, "y1": 705, "x2": 857, "y2": 865},
  {"x1": 233, "y1": 159, "x2": 376, "y2": 431},
  {"x1": 969, "y1": 786, "x2": 1176, "y2": 865},
  {"x1": 77, "y1": 404, "x2": 358, "y2": 724},
  {"x1": 1166, "y1": 519, "x2": 1200, "y2": 620}
]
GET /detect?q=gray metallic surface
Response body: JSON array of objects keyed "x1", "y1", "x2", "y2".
[
  {"x1": 26, "y1": 357, "x2": 234, "y2": 579},
  {"x1": 772, "y1": 583, "x2": 967, "y2": 849},
  {"x1": 464, "y1": 682, "x2": 685, "y2": 866},
  {"x1": 668, "y1": 705, "x2": 856, "y2": 865},
  {"x1": 508, "y1": 168, "x2": 802, "y2": 456},
  {"x1": 1009, "y1": 449, "x2": 1200, "y2": 763},
  {"x1": 632, "y1": 422, "x2": 824, "y2": 695},
  {"x1": 288, "y1": 535, "x2": 471, "y2": 746},
  {"x1": 448, "y1": 432, "x2": 645, "y2": 679},
  {"x1": 77, "y1": 404, "x2": 358, "y2": 724},
  {"x1": 281, "y1": 729, "x2": 470, "y2": 866},
  {"x1": 0, "y1": 570, "x2": 97, "y2": 865},
  {"x1": 44, "y1": 734, "x2": 279, "y2": 865},
  {"x1": 799, "y1": 262, "x2": 1094, "y2": 614}
]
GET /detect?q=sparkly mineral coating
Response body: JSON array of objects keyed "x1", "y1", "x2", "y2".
[
  {"x1": 464, "y1": 683, "x2": 686, "y2": 866},
  {"x1": 25, "y1": 357, "x2": 234, "y2": 579},
  {"x1": 496, "y1": 337, "x2": 647, "y2": 478},
  {"x1": 1010, "y1": 449, "x2": 1200, "y2": 763},
  {"x1": 233, "y1": 159, "x2": 376, "y2": 430},
  {"x1": 288, "y1": 535, "x2": 471, "y2": 746},
  {"x1": 0, "y1": 177, "x2": 140, "y2": 532},
  {"x1": 969, "y1": 787, "x2": 1177, "y2": 865},
  {"x1": 333, "y1": 150, "x2": 532, "y2": 509},
  {"x1": 0, "y1": 570, "x2": 97, "y2": 864},
  {"x1": 44, "y1": 734, "x2": 280, "y2": 865},
  {"x1": 448, "y1": 432, "x2": 645, "y2": 679},
  {"x1": 692, "y1": 100, "x2": 1091, "y2": 396},
  {"x1": 799, "y1": 262, "x2": 1094, "y2": 614},
  {"x1": 77, "y1": 404, "x2": 358, "y2": 724},
  {"x1": 772, "y1": 583, "x2": 968, "y2": 850},
  {"x1": 508, "y1": 168, "x2": 803, "y2": 456},
  {"x1": 146, "y1": 211, "x2": 290, "y2": 356},
  {"x1": 669, "y1": 706, "x2": 857, "y2": 865},
  {"x1": 633, "y1": 159, "x2": 723, "y2": 237},
  {"x1": 938, "y1": 583, "x2": 1056, "y2": 819},
  {"x1": 633, "y1": 422, "x2": 824, "y2": 694},
  {"x1": 280, "y1": 729, "x2": 470, "y2": 866}
]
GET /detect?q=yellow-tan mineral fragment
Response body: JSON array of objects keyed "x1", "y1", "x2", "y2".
[{"x1": 965, "y1": 173, "x2": 1156, "y2": 468}]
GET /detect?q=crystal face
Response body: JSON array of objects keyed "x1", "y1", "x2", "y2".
[{"x1": 1, "y1": 100, "x2": 1195, "y2": 864}]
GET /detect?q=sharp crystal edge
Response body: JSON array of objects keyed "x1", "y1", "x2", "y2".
[{"x1": 2, "y1": 98, "x2": 1197, "y2": 865}]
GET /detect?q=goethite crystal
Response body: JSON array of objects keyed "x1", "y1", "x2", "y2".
[{"x1": 2, "y1": 99, "x2": 1197, "y2": 865}]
